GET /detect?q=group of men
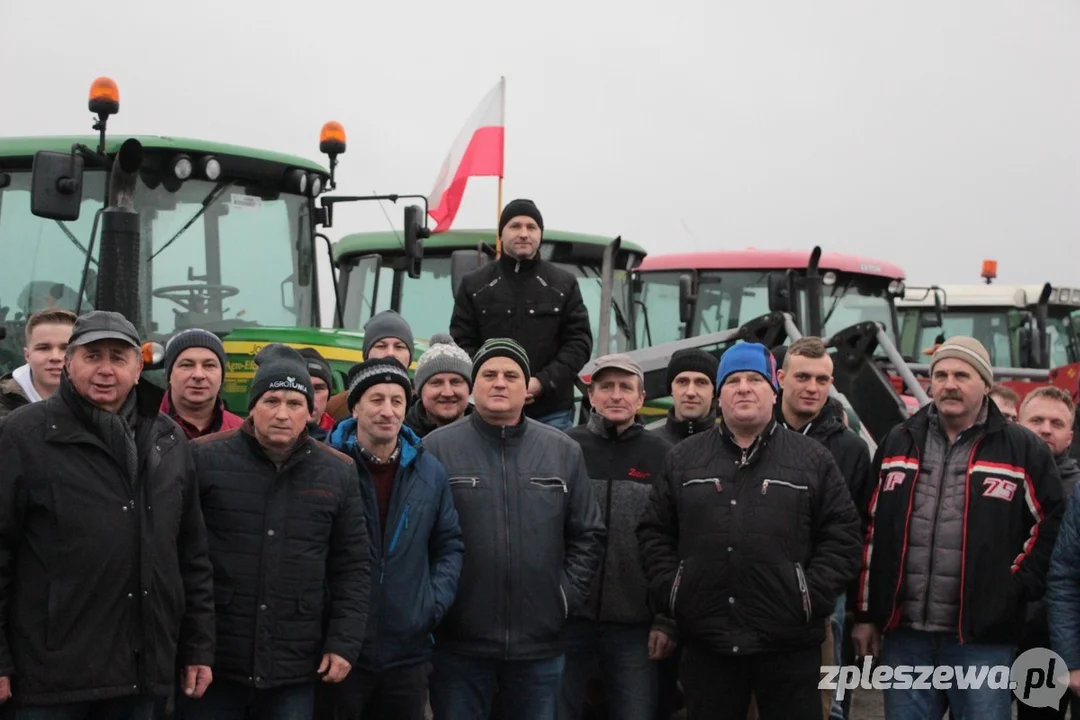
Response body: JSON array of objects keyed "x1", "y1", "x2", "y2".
[{"x1": 0, "y1": 197, "x2": 1078, "y2": 720}]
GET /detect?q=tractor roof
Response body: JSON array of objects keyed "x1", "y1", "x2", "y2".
[
  {"x1": 333, "y1": 228, "x2": 647, "y2": 262},
  {"x1": 896, "y1": 283, "x2": 1080, "y2": 309},
  {"x1": 638, "y1": 249, "x2": 905, "y2": 280}
]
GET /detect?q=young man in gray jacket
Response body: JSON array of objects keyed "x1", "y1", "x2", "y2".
[{"x1": 423, "y1": 337, "x2": 606, "y2": 720}]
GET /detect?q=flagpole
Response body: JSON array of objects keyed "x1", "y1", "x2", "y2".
[{"x1": 495, "y1": 75, "x2": 506, "y2": 259}]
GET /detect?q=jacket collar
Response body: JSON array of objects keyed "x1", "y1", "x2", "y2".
[
  {"x1": 161, "y1": 391, "x2": 232, "y2": 438},
  {"x1": 587, "y1": 410, "x2": 644, "y2": 441},
  {"x1": 498, "y1": 251, "x2": 540, "y2": 276},
  {"x1": 774, "y1": 393, "x2": 845, "y2": 438},
  {"x1": 469, "y1": 407, "x2": 528, "y2": 443},
  {"x1": 665, "y1": 406, "x2": 716, "y2": 439},
  {"x1": 327, "y1": 416, "x2": 422, "y2": 467},
  {"x1": 239, "y1": 416, "x2": 313, "y2": 467},
  {"x1": 719, "y1": 417, "x2": 778, "y2": 465},
  {"x1": 405, "y1": 399, "x2": 474, "y2": 436},
  {"x1": 904, "y1": 396, "x2": 1000, "y2": 445}
]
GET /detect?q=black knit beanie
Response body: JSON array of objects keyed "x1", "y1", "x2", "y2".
[
  {"x1": 666, "y1": 348, "x2": 719, "y2": 394},
  {"x1": 498, "y1": 199, "x2": 544, "y2": 236},
  {"x1": 247, "y1": 344, "x2": 314, "y2": 412},
  {"x1": 298, "y1": 347, "x2": 332, "y2": 388},
  {"x1": 345, "y1": 357, "x2": 413, "y2": 414},
  {"x1": 472, "y1": 337, "x2": 531, "y2": 384},
  {"x1": 164, "y1": 328, "x2": 226, "y2": 380}
]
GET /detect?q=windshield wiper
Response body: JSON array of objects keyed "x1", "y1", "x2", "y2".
[
  {"x1": 149, "y1": 181, "x2": 232, "y2": 261},
  {"x1": 53, "y1": 220, "x2": 98, "y2": 266},
  {"x1": 820, "y1": 280, "x2": 854, "y2": 329}
]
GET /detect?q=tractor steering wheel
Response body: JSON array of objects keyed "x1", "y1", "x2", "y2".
[{"x1": 152, "y1": 284, "x2": 240, "y2": 314}]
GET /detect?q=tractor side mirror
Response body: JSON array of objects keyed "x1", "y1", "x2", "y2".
[
  {"x1": 678, "y1": 273, "x2": 695, "y2": 326},
  {"x1": 403, "y1": 205, "x2": 430, "y2": 280},
  {"x1": 31, "y1": 151, "x2": 85, "y2": 221},
  {"x1": 768, "y1": 273, "x2": 792, "y2": 313}
]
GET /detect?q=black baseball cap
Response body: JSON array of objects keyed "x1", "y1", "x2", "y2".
[{"x1": 68, "y1": 310, "x2": 141, "y2": 349}]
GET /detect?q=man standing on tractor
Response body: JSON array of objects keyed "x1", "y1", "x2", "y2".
[
  {"x1": 853, "y1": 336, "x2": 1064, "y2": 719},
  {"x1": 160, "y1": 328, "x2": 243, "y2": 439},
  {"x1": 299, "y1": 347, "x2": 336, "y2": 442},
  {"x1": 774, "y1": 338, "x2": 873, "y2": 720},
  {"x1": 449, "y1": 199, "x2": 593, "y2": 431},
  {"x1": 649, "y1": 348, "x2": 719, "y2": 445},
  {"x1": 404, "y1": 333, "x2": 474, "y2": 437},
  {"x1": 423, "y1": 337, "x2": 605, "y2": 717},
  {"x1": 0, "y1": 308, "x2": 76, "y2": 424},
  {"x1": 638, "y1": 342, "x2": 861, "y2": 720},
  {"x1": 559, "y1": 353, "x2": 675, "y2": 720},
  {"x1": 0, "y1": 310, "x2": 216, "y2": 718}
]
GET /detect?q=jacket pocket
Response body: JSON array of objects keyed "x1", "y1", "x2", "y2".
[
  {"x1": 297, "y1": 582, "x2": 324, "y2": 616},
  {"x1": 530, "y1": 477, "x2": 568, "y2": 494}
]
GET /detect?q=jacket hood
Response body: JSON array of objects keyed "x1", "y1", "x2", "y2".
[{"x1": 328, "y1": 417, "x2": 422, "y2": 467}]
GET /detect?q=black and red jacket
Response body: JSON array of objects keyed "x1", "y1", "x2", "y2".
[{"x1": 855, "y1": 400, "x2": 1065, "y2": 644}]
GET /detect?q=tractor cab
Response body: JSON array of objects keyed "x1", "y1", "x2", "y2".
[
  {"x1": 332, "y1": 229, "x2": 647, "y2": 358},
  {"x1": 0, "y1": 76, "x2": 385, "y2": 412}
]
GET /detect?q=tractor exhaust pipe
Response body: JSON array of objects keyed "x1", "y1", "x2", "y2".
[{"x1": 96, "y1": 139, "x2": 145, "y2": 334}]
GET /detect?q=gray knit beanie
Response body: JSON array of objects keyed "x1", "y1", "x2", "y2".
[
  {"x1": 164, "y1": 328, "x2": 226, "y2": 380},
  {"x1": 415, "y1": 333, "x2": 473, "y2": 391},
  {"x1": 363, "y1": 310, "x2": 415, "y2": 362}
]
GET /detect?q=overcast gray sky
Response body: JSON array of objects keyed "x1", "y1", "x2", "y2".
[{"x1": 3, "y1": 0, "x2": 1079, "y2": 288}]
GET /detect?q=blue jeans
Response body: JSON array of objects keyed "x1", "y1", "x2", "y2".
[
  {"x1": 176, "y1": 678, "x2": 315, "y2": 720},
  {"x1": 880, "y1": 628, "x2": 1014, "y2": 720},
  {"x1": 557, "y1": 620, "x2": 657, "y2": 720},
  {"x1": 828, "y1": 595, "x2": 846, "y2": 720},
  {"x1": 532, "y1": 408, "x2": 575, "y2": 431},
  {"x1": 11, "y1": 696, "x2": 165, "y2": 720},
  {"x1": 429, "y1": 651, "x2": 565, "y2": 720}
]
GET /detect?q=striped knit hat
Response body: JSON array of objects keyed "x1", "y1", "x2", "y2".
[
  {"x1": 345, "y1": 357, "x2": 413, "y2": 413},
  {"x1": 472, "y1": 337, "x2": 531, "y2": 383}
]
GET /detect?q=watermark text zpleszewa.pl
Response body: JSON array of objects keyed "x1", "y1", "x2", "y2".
[{"x1": 819, "y1": 648, "x2": 1071, "y2": 708}]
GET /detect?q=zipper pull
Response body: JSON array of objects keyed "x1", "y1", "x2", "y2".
[
  {"x1": 379, "y1": 557, "x2": 386, "y2": 584},
  {"x1": 762, "y1": 479, "x2": 769, "y2": 495},
  {"x1": 714, "y1": 479, "x2": 722, "y2": 493}
]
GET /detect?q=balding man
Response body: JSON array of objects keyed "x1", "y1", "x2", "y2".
[{"x1": 853, "y1": 336, "x2": 1065, "y2": 719}]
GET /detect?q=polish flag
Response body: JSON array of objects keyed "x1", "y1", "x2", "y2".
[{"x1": 427, "y1": 78, "x2": 505, "y2": 233}]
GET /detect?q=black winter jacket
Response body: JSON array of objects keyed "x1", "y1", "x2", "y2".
[
  {"x1": 649, "y1": 407, "x2": 717, "y2": 447},
  {"x1": 566, "y1": 414, "x2": 674, "y2": 630},
  {"x1": 403, "y1": 401, "x2": 474, "y2": 439},
  {"x1": 423, "y1": 412, "x2": 606, "y2": 660},
  {"x1": 0, "y1": 377, "x2": 215, "y2": 705},
  {"x1": 449, "y1": 254, "x2": 593, "y2": 420},
  {"x1": 637, "y1": 421, "x2": 862, "y2": 656},
  {"x1": 192, "y1": 422, "x2": 371, "y2": 689},
  {"x1": 856, "y1": 401, "x2": 1064, "y2": 645}
]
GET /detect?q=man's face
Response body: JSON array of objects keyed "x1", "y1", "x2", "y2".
[
  {"x1": 1020, "y1": 396, "x2": 1075, "y2": 456},
  {"x1": 250, "y1": 390, "x2": 309, "y2": 449},
  {"x1": 353, "y1": 383, "x2": 407, "y2": 445},
  {"x1": 473, "y1": 357, "x2": 527, "y2": 419},
  {"x1": 421, "y1": 373, "x2": 470, "y2": 425},
  {"x1": 23, "y1": 322, "x2": 72, "y2": 393},
  {"x1": 311, "y1": 377, "x2": 330, "y2": 419},
  {"x1": 588, "y1": 369, "x2": 644, "y2": 427},
  {"x1": 719, "y1": 371, "x2": 776, "y2": 429},
  {"x1": 930, "y1": 358, "x2": 988, "y2": 421},
  {"x1": 367, "y1": 339, "x2": 412, "y2": 369},
  {"x1": 170, "y1": 347, "x2": 223, "y2": 407},
  {"x1": 991, "y1": 393, "x2": 1018, "y2": 423},
  {"x1": 66, "y1": 340, "x2": 142, "y2": 412},
  {"x1": 671, "y1": 371, "x2": 713, "y2": 422},
  {"x1": 778, "y1": 353, "x2": 833, "y2": 421},
  {"x1": 500, "y1": 216, "x2": 542, "y2": 260}
]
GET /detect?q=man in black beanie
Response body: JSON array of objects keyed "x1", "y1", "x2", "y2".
[
  {"x1": 649, "y1": 348, "x2": 719, "y2": 446},
  {"x1": 181, "y1": 342, "x2": 371, "y2": 719},
  {"x1": 450, "y1": 198, "x2": 593, "y2": 430},
  {"x1": 160, "y1": 328, "x2": 243, "y2": 439}
]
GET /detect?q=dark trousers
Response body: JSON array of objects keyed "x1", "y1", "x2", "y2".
[
  {"x1": 429, "y1": 651, "x2": 565, "y2": 720},
  {"x1": 176, "y1": 678, "x2": 315, "y2": 720},
  {"x1": 680, "y1": 641, "x2": 821, "y2": 720},
  {"x1": 8, "y1": 696, "x2": 165, "y2": 720},
  {"x1": 323, "y1": 661, "x2": 431, "y2": 720}
]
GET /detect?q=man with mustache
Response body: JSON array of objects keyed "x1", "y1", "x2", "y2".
[
  {"x1": 853, "y1": 336, "x2": 1065, "y2": 719},
  {"x1": 449, "y1": 200, "x2": 593, "y2": 430},
  {"x1": 404, "y1": 334, "x2": 474, "y2": 437},
  {"x1": 0, "y1": 309, "x2": 76, "y2": 424},
  {"x1": 160, "y1": 328, "x2": 243, "y2": 439},
  {"x1": 649, "y1": 349, "x2": 719, "y2": 446}
]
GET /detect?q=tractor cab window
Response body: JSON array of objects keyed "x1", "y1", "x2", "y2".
[
  {"x1": 912, "y1": 310, "x2": 1014, "y2": 366},
  {"x1": 820, "y1": 275, "x2": 899, "y2": 349},
  {"x1": 1045, "y1": 312, "x2": 1080, "y2": 368}
]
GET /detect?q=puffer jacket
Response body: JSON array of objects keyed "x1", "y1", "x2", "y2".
[
  {"x1": 857, "y1": 400, "x2": 1064, "y2": 645},
  {"x1": 649, "y1": 407, "x2": 717, "y2": 447},
  {"x1": 192, "y1": 421, "x2": 371, "y2": 688},
  {"x1": 423, "y1": 412, "x2": 606, "y2": 660},
  {"x1": 449, "y1": 253, "x2": 593, "y2": 420},
  {"x1": 328, "y1": 420, "x2": 464, "y2": 671},
  {"x1": 566, "y1": 413, "x2": 674, "y2": 631},
  {"x1": 638, "y1": 421, "x2": 862, "y2": 656}
]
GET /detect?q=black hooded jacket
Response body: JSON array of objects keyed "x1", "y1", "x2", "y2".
[{"x1": 649, "y1": 407, "x2": 718, "y2": 447}]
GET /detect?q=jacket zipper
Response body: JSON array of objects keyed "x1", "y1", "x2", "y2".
[
  {"x1": 761, "y1": 479, "x2": 810, "y2": 494},
  {"x1": 956, "y1": 440, "x2": 981, "y2": 644},
  {"x1": 795, "y1": 562, "x2": 812, "y2": 622},
  {"x1": 669, "y1": 560, "x2": 685, "y2": 614},
  {"x1": 529, "y1": 478, "x2": 568, "y2": 493},
  {"x1": 501, "y1": 430, "x2": 512, "y2": 657},
  {"x1": 386, "y1": 503, "x2": 411, "y2": 558},
  {"x1": 922, "y1": 432, "x2": 965, "y2": 626}
]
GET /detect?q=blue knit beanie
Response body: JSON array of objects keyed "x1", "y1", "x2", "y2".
[{"x1": 717, "y1": 342, "x2": 778, "y2": 393}]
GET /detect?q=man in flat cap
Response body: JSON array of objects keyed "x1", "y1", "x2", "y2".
[{"x1": 0, "y1": 310, "x2": 215, "y2": 718}]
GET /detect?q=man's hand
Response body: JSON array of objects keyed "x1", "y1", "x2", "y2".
[
  {"x1": 526, "y1": 377, "x2": 543, "y2": 404},
  {"x1": 648, "y1": 630, "x2": 676, "y2": 660},
  {"x1": 1069, "y1": 669, "x2": 1080, "y2": 696},
  {"x1": 182, "y1": 665, "x2": 213, "y2": 698},
  {"x1": 318, "y1": 653, "x2": 352, "y2": 683},
  {"x1": 0, "y1": 676, "x2": 10, "y2": 703},
  {"x1": 851, "y1": 623, "x2": 880, "y2": 659}
]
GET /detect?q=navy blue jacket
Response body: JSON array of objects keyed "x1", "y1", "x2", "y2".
[{"x1": 330, "y1": 419, "x2": 464, "y2": 670}]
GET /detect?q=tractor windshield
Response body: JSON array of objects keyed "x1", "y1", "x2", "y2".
[
  {"x1": 342, "y1": 254, "x2": 634, "y2": 353},
  {"x1": 0, "y1": 169, "x2": 315, "y2": 376}
]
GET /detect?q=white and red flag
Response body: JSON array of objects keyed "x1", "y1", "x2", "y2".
[{"x1": 427, "y1": 78, "x2": 505, "y2": 233}]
